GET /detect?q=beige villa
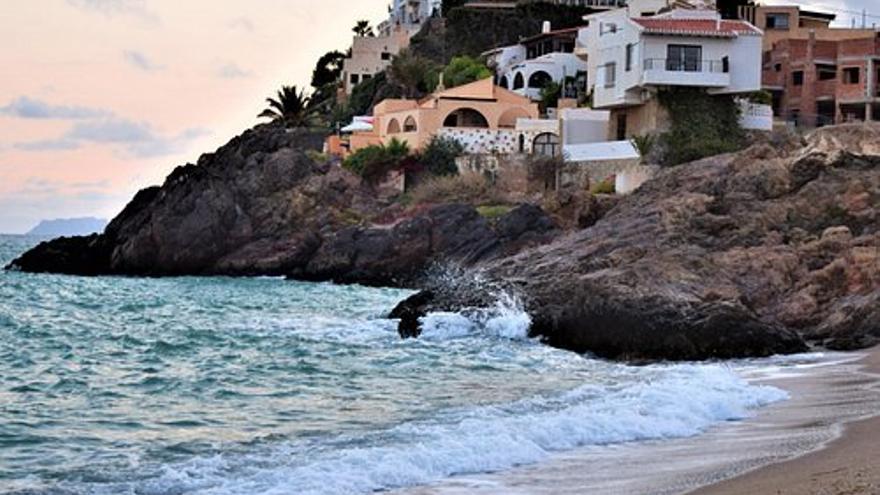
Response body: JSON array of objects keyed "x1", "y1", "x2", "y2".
[{"x1": 364, "y1": 78, "x2": 540, "y2": 153}]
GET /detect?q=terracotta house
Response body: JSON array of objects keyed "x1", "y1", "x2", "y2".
[{"x1": 363, "y1": 77, "x2": 540, "y2": 152}]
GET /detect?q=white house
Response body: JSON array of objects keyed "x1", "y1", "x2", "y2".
[
  {"x1": 485, "y1": 24, "x2": 589, "y2": 102},
  {"x1": 580, "y1": 6, "x2": 763, "y2": 138},
  {"x1": 378, "y1": 0, "x2": 439, "y2": 37}
]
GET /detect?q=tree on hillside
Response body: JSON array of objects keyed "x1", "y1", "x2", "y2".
[
  {"x1": 442, "y1": 56, "x2": 492, "y2": 88},
  {"x1": 353, "y1": 20, "x2": 374, "y2": 37},
  {"x1": 311, "y1": 50, "x2": 346, "y2": 89},
  {"x1": 389, "y1": 50, "x2": 439, "y2": 98},
  {"x1": 258, "y1": 86, "x2": 313, "y2": 127}
]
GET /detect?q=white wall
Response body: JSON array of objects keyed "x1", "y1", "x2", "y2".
[{"x1": 560, "y1": 108, "x2": 611, "y2": 145}]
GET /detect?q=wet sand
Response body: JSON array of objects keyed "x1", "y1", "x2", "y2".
[{"x1": 694, "y1": 346, "x2": 880, "y2": 495}]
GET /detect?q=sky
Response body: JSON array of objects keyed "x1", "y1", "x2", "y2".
[{"x1": 0, "y1": 0, "x2": 877, "y2": 234}]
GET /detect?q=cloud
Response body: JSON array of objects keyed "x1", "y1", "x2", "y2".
[
  {"x1": 14, "y1": 139, "x2": 81, "y2": 152},
  {"x1": 227, "y1": 17, "x2": 255, "y2": 32},
  {"x1": 66, "y1": 0, "x2": 160, "y2": 25},
  {"x1": 14, "y1": 118, "x2": 210, "y2": 158},
  {"x1": 123, "y1": 50, "x2": 163, "y2": 71},
  {"x1": 217, "y1": 63, "x2": 254, "y2": 79},
  {"x1": 0, "y1": 96, "x2": 110, "y2": 120}
]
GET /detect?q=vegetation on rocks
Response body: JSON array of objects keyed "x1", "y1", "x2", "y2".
[
  {"x1": 657, "y1": 88, "x2": 746, "y2": 166},
  {"x1": 343, "y1": 138, "x2": 411, "y2": 184},
  {"x1": 420, "y1": 136, "x2": 465, "y2": 176},
  {"x1": 442, "y1": 56, "x2": 492, "y2": 88}
]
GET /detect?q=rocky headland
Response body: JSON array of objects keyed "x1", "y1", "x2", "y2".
[{"x1": 8, "y1": 123, "x2": 880, "y2": 361}]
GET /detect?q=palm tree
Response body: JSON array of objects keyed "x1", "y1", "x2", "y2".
[
  {"x1": 258, "y1": 86, "x2": 313, "y2": 127},
  {"x1": 353, "y1": 20, "x2": 374, "y2": 37}
]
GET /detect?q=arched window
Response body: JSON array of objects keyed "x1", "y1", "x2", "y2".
[
  {"x1": 528, "y1": 71, "x2": 553, "y2": 89},
  {"x1": 498, "y1": 107, "x2": 531, "y2": 128},
  {"x1": 533, "y1": 133, "x2": 560, "y2": 157},
  {"x1": 387, "y1": 118, "x2": 401, "y2": 134},
  {"x1": 499, "y1": 75, "x2": 509, "y2": 89},
  {"x1": 403, "y1": 116, "x2": 417, "y2": 132},
  {"x1": 442, "y1": 108, "x2": 489, "y2": 128},
  {"x1": 513, "y1": 72, "x2": 525, "y2": 90},
  {"x1": 518, "y1": 134, "x2": 526, "y2": 153}
]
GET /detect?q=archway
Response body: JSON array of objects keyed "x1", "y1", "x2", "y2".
[
  {"x1": 403, "y1": 116, "x2": 417, "y2": 132},
  {"x1": 513, "y1": 72, "x2": 525, "y2": 90},
  {"x1": 499, "y1": 75, "x2": 509, "y2": 89},
  {"x1": 528, "y1": 71, "x2": 553, "y2": 89},
  {"x1": 498, "y1": 107, "x2": 532, "y2": 128},
  {"x1": 387, "y1": 118, "x2": 401, "y2": 134},
  {"x1": 533, "y1": 132, "x2": 560, "y2": 157},
  {"x1": 443, "y1": 108, "x2": 489, "y2": 128}
]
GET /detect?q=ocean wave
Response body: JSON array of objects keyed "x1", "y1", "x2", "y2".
[
  {"x1": 418, "y1": 292, "x2": 533, "y2": 341},
  {"x1": 69, "y1": 365, "x2": 787, "y2": 495}
]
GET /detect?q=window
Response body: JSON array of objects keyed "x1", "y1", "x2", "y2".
[
  {"x1": 818, "y1": 67, "x2": 837, "y2": 81},
  {"x1": 362, "y1": 74, "x2": 372, "y2": 81},
  {"x1": 381, "y1": 52, "x2": 392, "y2": 61},
  {"x1": 604, "y1": 62, "x2": 616, "y2": 88},
  {"x1": 722, "y1": 56, "x2": 729, "y2": 74},
  {"x1": 792, "y1": 71, "x2": 804, "y2": 86},
  {"x1": 774, "y1": 63, "x2": 782, "y2": 72},
  {"x1": 513, "y1": 72, "x2": 525, "y2": 90},
  {"x1": 765, "y1": 13, "x2": 790, "y2": 29},
  {"x1": 625, "y1": 44, "x2": 634, "y2": 72},
  {"x1": 533, "y1": 133, "x2": 560, "y2": 157},
  {"x1": 666, "y1": 45, "x2": 702, "y2": 72},
  {"x1": 843, "y1": 67, "x2": 860, "y2": 84},
  {"x1": 350, "y1": 73, "x2": 360, "y2": 85}
]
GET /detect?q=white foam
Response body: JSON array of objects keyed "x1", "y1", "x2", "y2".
[
  {"x1": 84, "y1": 365, "x2": 788, "y2": 495},
  {"x1": 418, "y1": 292, "x2": 532, "y2": 342}
]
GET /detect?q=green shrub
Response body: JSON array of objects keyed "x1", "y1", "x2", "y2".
[
  {"x1": 591, "y1": 179, "x2": 616, "y2": 195},
  {"x1": 539, "y1": 81, "x2": 562, "y2": 114},
  {"x1": 343, "y1": 138, "x2": 411, "y2": 184},
  {"x1": 409, "y1": 172, "x2": 501, "y2": 205},
  {"x1": 631, "y1": 134, "x2": 656, "y2": 163},
  {"x1": 419, "y1": 136, "x2": 465, "y2": 176},
  {"x1": 747, "y1": 90, "x2": 773, "y2": 106},
  {"x1": 657, "y1": 88, "x2": 746, "y2": 166},
  {"x1": 476, "y1": 205, "x2": 513, "y2": 219},
  {"x1": 442, "y1": 56, "x2": 492, "y2": 88}
]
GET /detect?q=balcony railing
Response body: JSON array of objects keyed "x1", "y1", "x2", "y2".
[
  {"x1": 642, "y1": 58, "x2": 731, "y2": 88},
  {"x1": 643, "y1": 58, "x2": 728, "y2": 73}
]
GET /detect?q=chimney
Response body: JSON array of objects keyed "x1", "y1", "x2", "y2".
[{"x1": 542, "y1": 21, "x2": 552, "y2": 34}]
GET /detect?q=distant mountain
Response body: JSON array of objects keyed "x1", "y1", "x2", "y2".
[{"x1": 27, "y1": 217, "x2": 107, "y2": 237}]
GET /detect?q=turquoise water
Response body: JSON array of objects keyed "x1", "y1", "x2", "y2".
[{"x1": 0, "y1": 235, "x2": 788, "y2": 495}]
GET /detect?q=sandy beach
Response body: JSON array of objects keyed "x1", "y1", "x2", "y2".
[{"x1": 695, "y1": 346, "x2": 880, "y2": 495}]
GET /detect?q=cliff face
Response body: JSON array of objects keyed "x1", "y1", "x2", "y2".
[
  {"x1": 8, "y1": 122, "x2": 880, "y2": 361},
  {"x1": 7, "y1": 124, "x2": 559, "y2": 286},
  {"x1": 394, "y1": 125, "x2": 880, "y2": 360}
]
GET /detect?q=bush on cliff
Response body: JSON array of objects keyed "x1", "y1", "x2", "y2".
[
  {"x1": 343, "y1": 138, "x2": 411, "y2": 184},
  {"x1": 409, "y1": 172, "x2": 502, "y2": 205},
  {"x1": 657, "y1": 88, "x2": 746, "y2": 166},
  {"x1": 418, "y1": 136, "x2": 465, "y2": 177},
  {"x1": 442, "y1": 56, "x2": 492, "y2": 88}
]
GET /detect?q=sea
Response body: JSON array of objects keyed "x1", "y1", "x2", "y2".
[{"x1": 1, "y1": 234, "x2": 875, "y2": 495}]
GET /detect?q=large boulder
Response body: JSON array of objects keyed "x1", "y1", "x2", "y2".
[{"x1": 393, "y1": 124, "x2": 880, "y2": 360}]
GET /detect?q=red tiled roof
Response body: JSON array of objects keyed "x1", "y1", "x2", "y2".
[{"x1": 632, "y1": 18, "x2": 762, "y2": 37}]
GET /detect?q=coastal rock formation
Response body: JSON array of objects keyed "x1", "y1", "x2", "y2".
[
  {"x1": 393, "y1": 125, "x2": 880, "y2": 360},
  {"x1": 8, "y1": 122, "x2": 879, "y2": 361},
  {"x1": 7, "y1": 124, "x2": 558, "y2": 286}
]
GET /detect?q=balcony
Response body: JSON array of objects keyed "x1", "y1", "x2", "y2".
[{"x1": 641, "y1": 59, "x2": 730, "y2": 88}]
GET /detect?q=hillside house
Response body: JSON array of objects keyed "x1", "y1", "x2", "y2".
[
  {"x1": 581, "y1": 7, "x2": 763, "y2": 139},
  {"x1": 341, "y1": 28, "x2": 411, "y2": 95},
  {"x1": 485, "y1": 24, "x2": 589, "y2": 102},
  {"x1": 358, "y1": 78, "x2": 541, "y2": 153}
]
